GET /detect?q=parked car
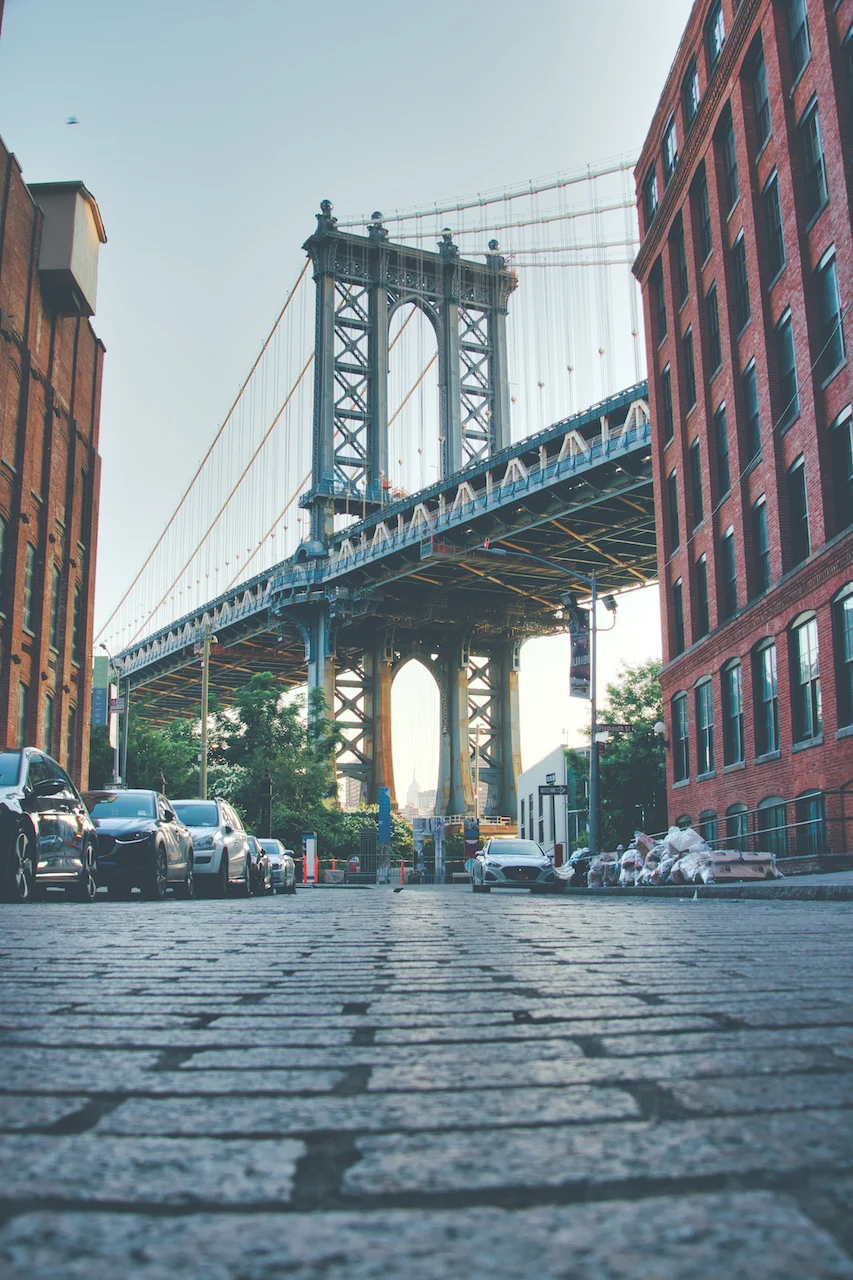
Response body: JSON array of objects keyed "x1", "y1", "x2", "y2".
[
  {"x1": 471, "y1": 838, "x2": 557, "y2": 894},
  {"x1": 83, "y1": 789, "x2": 194, "y2": 900},
  {"x1": 0, "y1": 748, "x2": 98, "y2": 903},
  {"x1": 171, "y1": 798, "x2": 252, "y2": 897},
  {"x1": 258, "y1": 838, "x2": 297, "y2": 894},
  {"x1": 247, "y1": 835, "x2": 272, "y2": 895}
]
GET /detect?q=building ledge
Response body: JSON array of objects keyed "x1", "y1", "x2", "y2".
[{"x1": 791, "y1": 736, "x2": 823, "y2": 754}]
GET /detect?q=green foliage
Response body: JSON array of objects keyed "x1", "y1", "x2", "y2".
[
  {"x1": 127, "y1": 715, "x2": 198, "y2": 797},
  {"x1": 597, "y1": 659, "x2": 666, "y2": 847},
  {"x1": 87, "y1": 726, "x2": 115, "y2": 790}
]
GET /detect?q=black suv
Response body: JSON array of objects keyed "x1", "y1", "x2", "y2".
[{"x1": 84, "y1": 789, "x2": 195, "y2": 900}]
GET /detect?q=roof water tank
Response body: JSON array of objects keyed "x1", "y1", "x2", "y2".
[{"x1": 28, "y1": 181, "x2": 107, "y2": 317}]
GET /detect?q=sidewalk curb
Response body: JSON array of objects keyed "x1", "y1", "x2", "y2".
[{"x1": 555, "y1": 883, "x2": 853, "y2": 901}]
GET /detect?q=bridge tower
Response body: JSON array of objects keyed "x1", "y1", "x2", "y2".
[{"x1": 297, "y1": 202, "x2": 519, "y2": 816}]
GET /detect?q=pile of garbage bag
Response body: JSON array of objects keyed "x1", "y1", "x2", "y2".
[{"x1": 560, "y1": 826, "x2": 783, "y2": 888}]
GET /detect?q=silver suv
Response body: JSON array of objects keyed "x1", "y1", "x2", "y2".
[{"x1": 171, "y1": 798, "x2": 252, "y2": 898}]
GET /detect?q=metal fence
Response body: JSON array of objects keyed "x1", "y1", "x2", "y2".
[{"x1": 657, "y1": 788, "x2": 853, "y2": 862}]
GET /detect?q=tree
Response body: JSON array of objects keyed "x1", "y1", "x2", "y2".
[{"x1": 596, "y1": 659, "x2": 666, "y2": 847}]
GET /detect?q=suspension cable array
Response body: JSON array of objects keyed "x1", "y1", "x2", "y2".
[{"x1": 96, "y1": 158, "x2": 644, "y2": 657}]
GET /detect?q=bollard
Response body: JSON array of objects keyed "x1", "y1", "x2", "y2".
[
  {"x1": 332, "y1": 858, "x2": 336, "y2": 871},
  {"x1": 314, "y1": 854, "x2": 319, "y2": 886},
  {"x1": 303, "y1": 855, "x2": 307, "y2": 885},
  {"x1": 399, "y1": 858, "x2": 404, "y2": 884}
]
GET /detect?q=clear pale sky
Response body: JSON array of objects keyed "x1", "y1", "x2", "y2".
[{"x1": 0, "y1": 0, "x2": 692, "y2": 790}]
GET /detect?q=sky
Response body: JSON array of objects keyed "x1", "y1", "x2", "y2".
[{"x1": 0, "y1": 0, "x2": 692, "y2": 793}]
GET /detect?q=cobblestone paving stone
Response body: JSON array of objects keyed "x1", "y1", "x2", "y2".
[{"x1": 1, "y1": 887, "x2": 853, "y2": 1277}]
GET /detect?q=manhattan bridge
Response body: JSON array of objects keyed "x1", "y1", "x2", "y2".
[{"x1": 98, "y1": 160, "x2": 657, "y2": 819}]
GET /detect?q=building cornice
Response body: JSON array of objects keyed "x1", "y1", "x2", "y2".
[{"x1": 634, "y1": 0, "x2": 765, "y2": 281}]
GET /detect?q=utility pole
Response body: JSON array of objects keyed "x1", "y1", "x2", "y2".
[
  {"x1": 588, "y1": 571, "x2": 599, "y2": 858},
  {"x1": 121, "y1": 676, "x2": 131, "y2": 788},
  {"x1": 474, "y1": 721, "x2": 481, "y2": 819},
  {"x1": 199, "y1": 623, "x2": 211, "y2": 800}
]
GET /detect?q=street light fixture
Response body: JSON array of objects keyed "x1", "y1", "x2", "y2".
[
  {"x1": 478, "y1": 543, "x2": 618, "y2": 856},
  {"x1": 99, "y1": 642, "x2": 125, "y2": 786}
]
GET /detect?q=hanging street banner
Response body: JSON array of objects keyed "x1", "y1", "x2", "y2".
[
  {"x1": 378, "y1": 786, "x2": 392, "y2": 846},
  {"x1": 569, "y1": 607, "x2": 591, "y2": 699}
]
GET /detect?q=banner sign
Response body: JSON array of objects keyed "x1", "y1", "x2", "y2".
[
  {"x1": 378, "y1": 786, "x2": 391, "y2": 845},
  {"x1": 91, "y1": 687, "x2": 108, "y2": 727},
  {"x1": 569, "y1": 608, "x2": 591, "y2": 699}
]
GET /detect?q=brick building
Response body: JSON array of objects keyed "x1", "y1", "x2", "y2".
[
  {"x1": 634, "y1": 0, "x2": 853, "y2": 856},
  {"x1": 0, "y1": 135, "x2": 106, "y2": 785}
]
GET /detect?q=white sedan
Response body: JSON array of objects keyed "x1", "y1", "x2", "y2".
[{"x1": 471, "y1": 838, "x2": 558, "y2": 893}]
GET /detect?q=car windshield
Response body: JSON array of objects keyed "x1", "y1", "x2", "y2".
[
  {"x1": 173, "y1": 801, "x2": 219, "y2": 828},
  {"x1": 487, "y1": 841, "x2": 544, "y2": 857},
  {"x1": 259, "y1": 840, "x2": 282, "y2": 856},
  {"x1": 0, "y1": 751, "x2": 21, "y2": 787},
  {"x1": 86, "y1": 792, "x2": 156, "y2": 820}
]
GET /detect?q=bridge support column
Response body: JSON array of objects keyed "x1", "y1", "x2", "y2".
[
  {"x1": 307, "y1": 610, "x2": 335, "y2": 722},
  {"x1": 489, "y1": 641, "x2": 522, "y2": 821},
  {"x1": 366, "y1": 646, "x2": 395, "y2": 807},
  {"x1": 436, "y1": 639, "x2": 474, "y2": 817}
]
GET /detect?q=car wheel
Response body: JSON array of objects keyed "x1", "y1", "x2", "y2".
[
  {"x1": 174, "y1": 857, "x2": 194, "y2": 900},
  {"x1": 3, "y1": 826, "x2": 35, "y2": 903},
  {"x1": 236, "y1": 858, "x2": 252, "y2": 898},
  {"x1": 141, "y1": 846, "x2": 169, "y2": 901},
  {"x1": 212, "y1": 856, "x2": 228, "y2": 899},
  {"x1": 287, "y1": 879, "x2": 297, "y2": 895},
  {"x1": 68, "y1": 842, "x2": 98, "y2": 903}
]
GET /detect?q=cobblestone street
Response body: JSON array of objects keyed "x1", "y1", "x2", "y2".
[{"x1": 2, "y1": 886, "x2": 853, "y2": 1277}]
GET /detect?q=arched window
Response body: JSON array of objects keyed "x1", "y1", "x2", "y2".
[
  {"x1": 698, "y1": 810, "x2": 718, "y2": 847},
  {"x1": 43, "y1": 694, "x2": 54, "y2": 757},
  {"x1": 694, "y1": 678, "x2": 715, "y2": 776},
  {"x1": 726, "y1": 803, "x2": 748, "y2": 852},
  {"x1": 721, "y1": 659, "x2": 744, "y2": 765},
  {"x1": 49, "y1": 564, "x2": 62, "y2": 650},
  {"x1": 675, "y1": 814, "x2": 692, "y2": 830},
  {"x1": 71, "y1": 586, "x2": 82, "y2": 666},
  {"x1": 833, "y1": 582, "x2": 853, "y2": 731},
  {"x1": 753, "y1": 638, "x2": 779, "y2": 755},
  {"x1": 672, "y1": 693, "x2": 689, "y2": 783},
  {"x1": 21, "y1": 544, "x2": 36, "y2": 634},
  {"x1": 789, "y1": 612, "x2": 821, "y2": 743},
  {"x1": 795, "y1": 790, "x2": 826, "y2": 856},
  {"x1": 758, "y1": 796, "x2": 787, "y2": 858}
]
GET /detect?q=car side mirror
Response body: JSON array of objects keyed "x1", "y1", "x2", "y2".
[
  {"x1": 222, "y1": 824, "x2": 233, "y2": 836},
  {"x1": 163, "y1": 809, "x2": 175, "y2": 823}
]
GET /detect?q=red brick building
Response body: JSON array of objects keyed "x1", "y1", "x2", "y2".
[
  {"x1": 634, "y1": 0, "x2": 853, "y2": 856},
  {"x1": 0, "y1": 135, "x2": 106, "y2": 786}
]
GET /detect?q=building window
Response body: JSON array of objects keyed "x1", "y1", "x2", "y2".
[
  {"x1": 49, "y1": 564, "x2": 62, "y2": 650},
  {"x1": 799, "y1": 100, "x2": 828, "y2": 221},
  {"x1": 742, "y1": 361, "x2": 761, "y2": 462},
  {"x1": 815, "y1": 249, "x2": 845, "y2": 383},
  {"x1": 775, "y1": 312, "x2": 799, "y2": 429},
  {"x1": 698, "y1": 810, "x2": 718, "y2": 846},
  {"x1": 673, "y1": 220, "x2": 689, "y2": 307},
  {"x1": 667, "y1": 469, "x2": 680, "y2": 551},
  {"x1": 520, "y1": 798, "x2": 525, "y2": 835},
  {"x1": 22, "y1": 544, "x2": 36, "y2": 635},
  {"x1": 672, "y1": 578, "x2": 685, "y2": 655},
  {"x1": 538, "y1": 792, "x2": 544, "y2": 845},
  {"x1": 706, "y1": 1, "x2": 725, "y2": 71},
  {"x1": 689, "y1": 438, "x2": 703, "y2": 528},
  {"x1": 683, "y1": 59, "x2": 701, "y2": 132},
  {"x1": 786, "y1": 456, "x2": 810, "y2": 567},
  {"x1": 758, "y1": 797, "x2": 788, "y2": 857},
  {"x1": 43, "y1": 694, "x2": 54, "y2": 757},
  {"x1": 17, "y1": 683, "x2": 27, "y2": 749},
  {"x1": 790, "y1": 613, "x2": 822, "y2": 743},
  {"x1": 787, "y1": 0, "x2": 811, "y2": 81},
  {"x1": 0, "y1": 514, "x2": 6, "y2": 609},
  {"x1": 71, "y1": 585, "x2": 82, "y2": 666},
  {"x1": 731, "y1": 235, "x2": 750, "y2": 332},
  {"x1": 722, "y1": 660, "x2": 745, "y2": 765},
  {"x1": 673, "y1": 692, "x2": 689, "y2": 782},
  {"x1": 695, "y1": 555, "x2": 710, "y2": 639},
  {"x1": 752, "y1": 46, "x2": 772, "y2": 149},
  {"x1": 830, "y1": 407, "x2": 853, "y2": 533},
  {"x1": 652, "y1": 259, "x2": 667, "y2": 343},
  {"x1": 706, "y1": 282, "x2": 723, "y2": 373},
  {"x1": 663, "y1": 116, "x2": 679, "y2": 187},
  {"x1": 751, "y1": 496, "x2": 771, "y2": 595},
  {"x1": 660, "y1": 363, "x2": 674, "y2": 442},
  {"x1": 67, "y1": 705, "x2": 77, "y2": 778},
  {"x1": 795, "y1": 790, "x2": 825, "y2": 855},
  {"x1": 721, "y1": 108, "x2": 740, "y2": 212},
  {"x1": 720, "y1": 526, "x2": 737, "y2": 620},
  {"x1": 832, "y1": 582, "x2": 853, "y2": 729},
  {"x1": 762, "y1": 174, "x2": 785, "y2": 280},
  {"x1": 726, "y1": 803, "x2": 748, "y2": 852},
  {"x1": 714, "y1": 403, "x2": 731, "y2": 496},
  {"x1": 694, "y1": 165, "x2": 713, "y2": 261},
  {"x1": 683, "y1": 327, "x2": 696, "y2": 409},
  {"x1": 695, "y1": 679, "x2": 715, "y2": 776},
  {"x1": 643, "y1": 165, "x2": 659, "y2": 230},
  {"x1": 754, "y1": 640, "x2": 780, "y2": 756},
  {"x1": 528, "y1": 793, "x2": 533, "y2": 841}
]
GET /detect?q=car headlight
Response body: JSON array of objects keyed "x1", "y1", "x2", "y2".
[
  {"x1": 115, "y1": 832, "x2": 151, "y2": 843},
  {"x1": 193, "y1": 834, "x2": 215, "y2": 851}
]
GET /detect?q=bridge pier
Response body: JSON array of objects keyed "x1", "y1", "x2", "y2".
[
  {"x1": 436, "y1": 638, "x2": 475, "y2": 817},
  {"x1": 306, "y1": 610, "x2": 335, "y2": 719},
  {"x1": 365, "y1": 646, "x2": 395, "y2": 807}
]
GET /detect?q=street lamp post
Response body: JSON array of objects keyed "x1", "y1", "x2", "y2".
[
  {"x1": 479, "y1": 545, "x2": 616, "y2": 856},
  {"x1": 99, "y1": 642, "x2": 122, "y2": 787}
]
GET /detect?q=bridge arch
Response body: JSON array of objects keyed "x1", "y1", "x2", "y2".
[
  {"x1": 387, "y1": 302, "x2": 442, "y2": 499},
  {"x1": 391, "y1": 653, "x2": 441, "y2": 816}
]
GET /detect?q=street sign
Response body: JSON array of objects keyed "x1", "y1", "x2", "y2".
[
  {"x1": 600, "y1": 723, "x2": 634, "y2": 735},
  {"x1": 569, "y1": 609, "x2": 591, "y2": 699},
  {"x1": 110, "y1": 697, "x2": 125, "y2": 714},
  {"x1": 545, "y1": 772, "x2": 556, "y2": 784},
  {"x1": 539, "y1": 784, "x2": 568, "y2": 796}
]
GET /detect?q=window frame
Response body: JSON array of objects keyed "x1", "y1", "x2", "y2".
[
  {"x1": 672, "y1": 577, "x2": 685, "y2": 655},
  {"x1": 714, "y1": 402, "x2": 731, "y2": 497},
  {"x1": 672, "y1": 692, "x2": 690, "y2": 783},
  {"x1": 695, "y1": 554, "x2": 710, "y2": 640},
  {"x1": 731, "y1": 234, "x2": 751, "y2": 333},
  {"x1": 829, "y1": 406, "x2": 853, "y2": 534},
  {"x1": 775, "y1": 310, "x2": 799, "y2": 430},
  {"x1": 787, "y1": 0, "x2": 811, "y2": 83},
  {"x1": 694, "y1": 677, "x2": 715, "y2": 776},
  {"x1": 643, "y1": 164, "x2": 659, "y2": 231},
  {"x1": 667, "y1": 469, "x2": 681, "y2": 552},
  {"x1": 22, "y1": 544, "x2": 36, "y2": 636},
  {"x1": 762, "y1": 172, "x2": 785, "y2": 282},
  {"x1": 660, "y1": 362, "x2": 674, "y2": 442},
  {"x1": 751, "y1": 495, "x2": 771, "y2": 596},
  {"x1": 789, "y1": 612, "x2": 822, "y2": 744},
  {"x1": 751, "y1": 44, "x2": 772, "y2": 150},
  {"x1": 799, "y1": 99, "x2": 828, "y2": 224},
  {"x1": 742, "y1": 360, "x2": 761, "y2": 463},
  {"x1": 662, "y1": 115, "x2": 679, "y2": 187},
  {"x1": 832, "y1": 582, "x2": 853, "y2": 730},
  {"x1": 683, "y1": 58, "x2": 701, "y2": 133},
  {"x1": 706, "y1": 281, "x2": 723, "y2": 374},
  {"x1": 689, "y1": 437, "x2": 704, "y2": 529},
  {"x1": 814, "y1": 246, "x2": 845, "y2": 385},
  {"x1": 720, "y1": 524, "x2": 738, "y2": 621},
  {"x1": 721, "y1": 108, "x2": 740, "y2": 213},
  {"x1": 683, "y1": 327, "x2": 697, "y2": 410},
  {"x1": 754, "y1": 639, "x2": 780, "y2": 757},
  {"x1": 706, "y1": 1, "x2": 726, "y2": 73},
  {"x1": 786, "y1": 455, "x2": 811, "y2": 568},
  {"x1": 721, "y1": 659, "x2": 745, "y2": 765}
]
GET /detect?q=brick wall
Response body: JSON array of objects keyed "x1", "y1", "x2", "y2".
[
  {"x1": 0, "y1": 136, "x2": 104, "y2": 786},
  {"x1": 634, "y1": 0, "x2": 853, "y2": 840}
]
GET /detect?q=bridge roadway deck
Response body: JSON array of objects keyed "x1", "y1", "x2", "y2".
[
  {"x1": 120, "y1": 383, "x2": 656, "y2": 717},
  {"x1": 1, "y1": 886, "x2": 853, "y2": 1277}
]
